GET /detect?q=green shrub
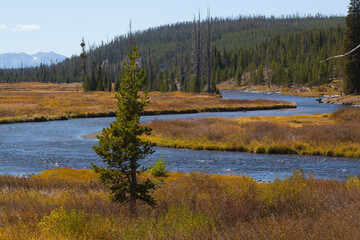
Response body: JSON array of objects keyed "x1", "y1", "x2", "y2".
[
  {"x1": 38, "y1": 207, "x2": 118, "y2": 239},
  {"x1": 346, "y1": 175, "x2": 360, "y2": 188},
  {"x1": 255, "y1": 146, "x2": 266, "y2": 154},
  {"x1": 259, "y1": 169, "x2": 317, "y2": 215},
  {"x1": 39, "y1": 207, "x2": 89, "y2": 237},
  {"x1": 266, "y1": 146, "x2": 296, "y2": 154},
  {"x1": 148, "y1": 155, "x2": 167, "y2": 177}
]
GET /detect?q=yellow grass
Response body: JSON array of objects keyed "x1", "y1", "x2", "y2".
[
  {"x1": 218, "y1": 78, "x2": 344, "y2": 97},
  {"x1": 0, "y1": 168, "x2": 358, "y2": 239},
  {"x1": 142, "y1": 108, "x2": 360, "y2": 158},
  {"x1": 0, "y1": 82, "x2": 296, "y2": 124}
]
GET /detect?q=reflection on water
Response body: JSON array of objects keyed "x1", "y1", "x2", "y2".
[{"x1": 0, "y1": 91, "x2": 358, "y2": 181}]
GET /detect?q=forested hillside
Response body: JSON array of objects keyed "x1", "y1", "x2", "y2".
[{"x1": 0, "y1": 15, "x2": 345, "y2": 92}]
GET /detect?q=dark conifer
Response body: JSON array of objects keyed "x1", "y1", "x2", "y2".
[
  {"x1": 92, "y1": 41, "x2": 156, "y2": 214},
  {"x1": 343, "y1": 0, "x2": 360, "y2": 94}
]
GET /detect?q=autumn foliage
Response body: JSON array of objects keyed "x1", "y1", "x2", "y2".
[{"x1": 0, "y1": 168, "x2": 358, "y2": 239}]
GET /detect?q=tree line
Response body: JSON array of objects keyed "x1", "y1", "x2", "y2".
[{"x1": 0, "y1": 14, "x2": 345, "y2": 93}]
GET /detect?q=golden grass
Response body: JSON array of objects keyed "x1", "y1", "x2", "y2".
[
  {"x1": 0, "y1": 168, "x2": 358, "y2": 239},
  {"x1": 0, "y1": 82, "x2": 296, "y2": 124},
  {"x1": 218, "y1": 78, "x2": 344, "y2": 97},
  {"x1": 143, "y1": 107, "x2": 360, "y2": 158}
]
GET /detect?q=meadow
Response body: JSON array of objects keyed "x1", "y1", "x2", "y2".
[
  {"x1": 0, "y1": 168, "x2": 358, "y2": 239},
  {"x1": 0, "y1": 82, "x2": 296, "y2": 124},
  {"x1": 143, "y1": 107, "x2": 360, "y2": 158}
]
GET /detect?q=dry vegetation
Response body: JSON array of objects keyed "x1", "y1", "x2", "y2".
[
  {"x1": 324, "y1": 94, "x2": 360, "y2": 105},
  {"x1": 218, "y1": 78, "x2": 344, "y2": 97},
  {"x1": 143, "y1": 107, "x2": 360, "y2": 158},
  {"x1": 0, "y1": 168, "x2": 358, "y2": 239},
  {"x1": 0, "y1": 82, "x2": 296, "y2": 124}
]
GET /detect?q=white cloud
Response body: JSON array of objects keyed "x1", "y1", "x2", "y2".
[
  {"x1": 0, "y1": 24, "x2": 6, "y2": 30},
  {"x1": 13, "y1": 24, "x2": 40, "y2": 32}
]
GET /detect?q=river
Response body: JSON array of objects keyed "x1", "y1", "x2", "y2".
[{"x1": 0, "y1": 90, "x2": 358, "y2": 181}]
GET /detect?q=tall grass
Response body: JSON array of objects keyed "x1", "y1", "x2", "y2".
[
  {"x1": 144, "y1": 107, "x2": 360, "y2": 157},
  {"x1": 0, "y1": 168, "x2": 358, "y2": 239},
  {"x1": 0, "y1": 82, "x2": 296, "y2": 124}
]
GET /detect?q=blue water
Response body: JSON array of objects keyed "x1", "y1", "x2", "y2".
[{"x1": 0, "y1": 90, "x2": 358, "y2": 181}]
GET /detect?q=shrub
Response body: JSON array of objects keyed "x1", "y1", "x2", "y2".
[
  {"x1": 255, "y1": 146, "x2": 266, "y2": 154},
  {"x1": 346, "y1": 175, "x2": 360, "y2": 188},
  {"x1": 258, "y1": 169, "x2": 318, "y2": 215},
  {"x1": 266, "y1": 146, "x2": 296, "y2": 154},
  {"x1": 148, "y1": 155, "x2": 167, "y2": 177},
  {"x1": 39, "y1": 207, "x2": 89, "y2": 237},
  {"x1": 38, "y1": 207, "x2": 118, "y2": 239},
  {"x1": 331, "y1": 107, "x2": 360, "y2": 122}
]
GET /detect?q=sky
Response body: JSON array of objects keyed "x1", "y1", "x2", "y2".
[{"x1": 0, "y1": 0, "x2": 349, "y2": 57}]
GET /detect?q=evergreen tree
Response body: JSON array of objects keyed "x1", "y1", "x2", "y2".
[
  {"x1": 235, "y1": 70, "x2": 242, "y2": 86},
  {"x1": 92, "y1": 41, "x2": 156, "y2": 214},
  {"x1": 96, "y1": 52, "x2": 104, "y2": 91},
  {"x1": 343, "y1": 0, "x2": 360, "y2": 94},
  {"x1": 114, "y1": 77, "x2": 120, "y2": 92},
  {"x1": 80, "y1": 38, "x2": 88, "y2": 90}
]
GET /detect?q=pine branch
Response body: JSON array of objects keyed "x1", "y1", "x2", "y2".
[{"x1": 320, "y1": 43, "x2": 360, "y2": 63}]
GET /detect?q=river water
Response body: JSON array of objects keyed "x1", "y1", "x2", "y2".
[{"x1": 0, "y1": 91, "x2": 358, "y2": 181}]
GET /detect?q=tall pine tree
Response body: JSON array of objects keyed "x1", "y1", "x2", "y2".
[
  {"x1": 92, "y1": 41, "x2": 156, "y2": 214},
  {"x1": 343, "y1": 0, "x2": 360, "y2": 94}
]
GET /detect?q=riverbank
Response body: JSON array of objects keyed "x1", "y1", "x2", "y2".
[
  {"x1": 323, "y1": 94, "x2": 360, "y2": 105},
  {"x1": 0, "y1": 82, "x2": 296, "y2": 124},
  {"x1": 218, "y1": 79, "x2": 360, "y2": 105},
  {"x1": 217, "y1": 78, "x2": 343, "y2": 97},
  {"x1": 0, "y1": 168, "x2": 358, "y2": 239},
  {"x1": 140, "y1": 107, "x2": 360, "y2": 158}
]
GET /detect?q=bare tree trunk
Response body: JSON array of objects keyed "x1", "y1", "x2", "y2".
[
  {"x1": 192, "y1": 13, "x2": 202, "y2": 93},
  {"x1": 130, "y1": 158, "x2": 137, "y2": 215},
  {"x1": 196, "y1": 13, "x2": 202, "y2": 92},
  {"x1": 107, "y1": 50, "x2": 111, "y2": 92},
  {"x1": 265, "y1": 52, "x2": 271, "y2": 88},
  {"x1": 304, "y1": 34, "x2": 310, "y2": 81},
  {"x1": 180, "y1": 50, "x2": 185, "y2": 91},
  {"x1": 89, "y1": 48, "x2": 96, "y2": 91},
  {"x1": 320, "y1": 43, "x2": 360, "y2": 63},
  {"x1": 206, "y1": 9, "x2": 211, "y2": 93},
  {"x1": 148, "y1": 48, "x2": 153, "y2": 91}
]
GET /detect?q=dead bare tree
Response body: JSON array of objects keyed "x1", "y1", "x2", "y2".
[
  {"x1": 192, "y1": 13, "x2": 202, "y2": 93},
  {"x1": 206, "y1": 8, "x2": 211, "y2": 93},
  {"x1": 304, "y1": 34, "x2": 310, "y2": 80},
  {"x1": 320, "y1": 43, "x2": 360, "y2": 63}
]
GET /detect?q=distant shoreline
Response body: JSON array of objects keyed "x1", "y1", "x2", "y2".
[{"x1": 0, "y1": 103, "x2": 297, "y2": 125}]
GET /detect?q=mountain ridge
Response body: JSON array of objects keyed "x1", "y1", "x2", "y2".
[{"x1": 0, "y1": 52, "x2": 67, "y2": 69}]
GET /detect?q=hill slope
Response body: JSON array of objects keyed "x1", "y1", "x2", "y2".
[{"x1": 0, "y1": 15, "x2": 345, "y2": 91}]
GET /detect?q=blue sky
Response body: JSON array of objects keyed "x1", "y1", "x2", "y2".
[{"x1": 0, "y1": 0, "x2": 349, "y2": 57}]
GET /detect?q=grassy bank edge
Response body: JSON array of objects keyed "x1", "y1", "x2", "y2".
[
  {"x1": 0, "y1": 103, "x2": 296, "y2": 124},
  {"x1": 141, "y1": 109, "x2": 360, "y2": 159},
  {"x1": 143, "y1": 135, "x2": 360, "y2": 158}
]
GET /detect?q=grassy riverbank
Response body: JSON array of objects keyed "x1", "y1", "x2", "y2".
[
  {"x1": 217, "y1": 78, "x2": 344, "y2": 97},
  {"x1": 323, "y1": 94, "x2": 360, "y2": 105},
  {"x1": 143, "y1": 107, "x2": 360, "y2": 158},
  {"x1": 0, "y1": 82, "x2": 296, "y2": 124},
  {"x1": 0, "y1": 168, "x2": 358, "y2": 239},
  {"x1": 218, "y1": 78, "x2": 360, "y2": 105}
]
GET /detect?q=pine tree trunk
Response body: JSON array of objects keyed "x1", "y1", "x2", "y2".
[
  {"x1": 130, "y1": 159, "x2": 137, "y2": 215},
  {"x1": 207, "y1": 9, "x2": 211, "y2": 93}
]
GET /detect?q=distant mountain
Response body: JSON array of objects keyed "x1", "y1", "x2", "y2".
[{"x1": 0, "y1": 52, "x2": 67, "y2": 68}]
